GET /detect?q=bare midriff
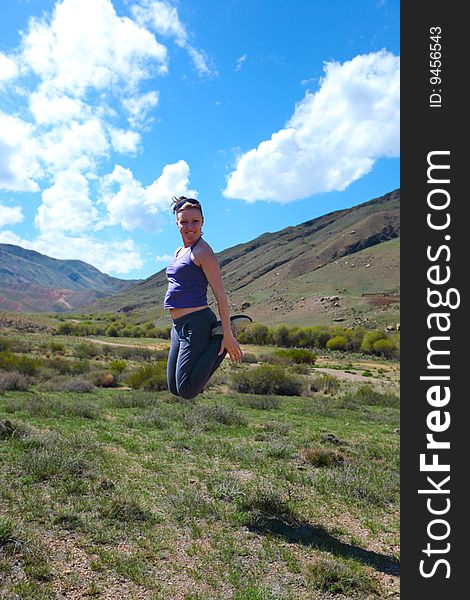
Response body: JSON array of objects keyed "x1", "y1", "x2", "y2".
[{"x1": 169, "y1": 305, "x2": 209, "y2": 319}]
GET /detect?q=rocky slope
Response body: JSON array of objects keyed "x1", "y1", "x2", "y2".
[{"x1": 0, "y1": 245, "x2": 140, "y2": 313}]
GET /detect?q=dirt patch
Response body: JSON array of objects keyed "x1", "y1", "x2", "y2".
[
  {"x1": 83, "y1": 338, "x2": 168, "y2": 351},
  {"x1": 32, "y1": 532, "x2": 153, "y2": 599},
  {"x1": 314, "y1": 367, "x2": 382, "y2": 383}
]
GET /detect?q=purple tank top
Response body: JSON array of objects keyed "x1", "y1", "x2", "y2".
[{"x1": 163, "y1": 240, "x2": 208, "y2": 309}]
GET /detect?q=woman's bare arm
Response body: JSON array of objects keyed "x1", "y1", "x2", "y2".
[{"x1": 194, "y1": 243, "x2": 243, "y2": 362}]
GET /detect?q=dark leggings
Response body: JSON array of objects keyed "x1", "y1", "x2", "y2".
[{"x1": 167, "y1": 307, "x2": 226, "y2": 400}]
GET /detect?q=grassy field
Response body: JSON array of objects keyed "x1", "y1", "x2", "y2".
[{"x1": 0, "y1": 331, "x2": 399, "y2": 599}]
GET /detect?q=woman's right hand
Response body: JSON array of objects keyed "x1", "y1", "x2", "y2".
[{"x1": 219, "y1": 333, "x2": 243, "y2": 362}]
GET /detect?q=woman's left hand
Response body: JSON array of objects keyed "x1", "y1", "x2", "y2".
[{"x1": 219, "y1": 333, "x2": 243, "y2": 362}]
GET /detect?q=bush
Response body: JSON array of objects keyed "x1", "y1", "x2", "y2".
[
  {"x1": 239, "y1": 483, "x2": 298, "y2": 526},
  {"x1": 46, "y1": 357, "x2": 90, "y2": 375},
  {"x1": 0, "y1": 371, "x2": 30, "y2": 392},
  {"x1": 241, "y1": 352, "x2": 258, "y2": 364},
  {"x1": 63, "y1": 378, "x2": 94, "y2": 393},
  {"x1": 299, "y1": 326, "x2": 331, "y2": 349},
  {"x1": 289, "y1": 363, "x2": 310, "y2": 375},
  {"x1": 183, "y1": 404, "x2": 246, "y2": 430},
  {"x1": 93, "y1": 371, "x2": 118, "y2": 388},
  {"x1": 0, "y1": 516, "x2": 15, "y2": 545},
  {"x1": 230, "y1": 364, "x2": 305, "y2": 396},
  {"x1": 74, "y1": 342, "x2": 101, "y2": 359},
  {"x1": 274, "y1": 348, "x2": 316, "y2": 364},
  {"x1": 48, "y1": 341, "x2": 65, "y2": 353},
  {"x1": 306, "y1": 556, "x2": 380, "y2": 596},
  {"x1": 0, "y1": 338, "x2": 12, "y2": 352},
  {"x1": 360, "y1": 329, "x2": 387, "y2": 354},
  {"x1": 127, "y1": 361, "x2": 167, "y2": 391},
  {"x1": 326, "y1": 335, "x2": 348, "y2": 351},
  {"x1": 108, "y1": 359, "x2": 127, "y2": 374},
  {"x1": 264, "y1": 439, "x2": 294, "y2": 459},
  {"x1": 37, "y1": 376, "x2": 94, "y2": 393},
  {"x1": 235, "y1": 322, "x2": 399, "y2": 357},
  {"x1": 105, "y1": 325, "x2": 120, "y2": 337},
  {"x1": 0, "y1": 351, "x2": 41, "y2": 376},
  {"x1": 259, "y1": 352, "x2": 292, "y2": 366},
  {"x1": 271, "y1": 324, "x2": 292, "y2": 347},
  {"x1": 132, "y1": 408, "x2": 168, "y2": 429},
  {"x1": 114, "y1": 346, "x2": 154, "y2": 361},
  {"x1": 301, "y1": 447, "x2": 345, "y2": 467},
  {"x1": 4, "y1": 395, "x2": 100, "y2": 419},
  {"x1": 236, "y1": 395, "x2": 281, "y2": 410},
  {"x1": 151, "y1": 325, "x2": 172, "y2": 339},
  {"x1": 340, "y1": 385, "x2": 399, "y2": 408},
  {"x1": 57, "y1": 322, "x2": 75, "y2": 335},
  {"x1": 373, "y1": 338, "x2": 396, "y2": 358},
  {"x1": 238, "y1": 323, "x2": 270, "y2": 345},
  {"x1": 312, "y1": 373, "x2": 340, "y2": 394},
  {"x1": 0, "y1": 420, "x2": 27, "y2": 440}
]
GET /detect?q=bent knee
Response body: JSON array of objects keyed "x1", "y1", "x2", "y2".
[
  {"x1": 178, "y1": 390, "x2": 199, "y2": 400},
  {"x1": 168, "y1": 382, "x2": 178, "y2": 396}
]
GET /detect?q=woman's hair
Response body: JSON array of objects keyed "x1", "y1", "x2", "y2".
[{"x1": 171, "y1": 196, "x2": 203, "y2": 217}]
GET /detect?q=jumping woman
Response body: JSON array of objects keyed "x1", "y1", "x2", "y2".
[{"x1": 164, "y1": 196, "x2": 252, "y2": 400}]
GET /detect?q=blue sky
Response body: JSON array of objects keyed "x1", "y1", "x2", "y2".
[{"x1": 0, "y1": 0, "x2": 399, "y2": 279}]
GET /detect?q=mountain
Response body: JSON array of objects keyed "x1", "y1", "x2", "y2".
[
  {"x1": 0, "y1": 245, "x2": 140, "y2": 313},
  {"x1": 85, "y1": 189, "x2": 400, "y2": 328}
]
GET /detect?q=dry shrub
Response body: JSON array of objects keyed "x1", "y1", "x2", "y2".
[
  {"x1": 94, "y1": 371, "x2": 118, "y2": 388},
  {"x1": 0, "y1": 419, "x2": 28, "y2": 440},
  {"x1": 230, "y1": 364, "x2": 305, "y2": 396},
  {"x1": 300, "y1": 447, "x2": 345, "y2": 467},
  {"x1": 312, "y1": 373, "x2": 340, "y2": 394},
  {"x1": 183, "y1": 404, "x2": 247, "y2": 430},
  {"x1": 306, "y1": 555, "x2": 380, "y2": 595},
  {"x1": 236, "y1": 395, "x2": 281, "y2": 410},
  {"x1": 241, "y1": 352, "x2": 258, "y2": 364},
  {"x1": 0, "y1": 370, "x2": 30, "y2": 392},
  {"x1": 37, "y1": 376, "x2": 93, "y2": 393}
]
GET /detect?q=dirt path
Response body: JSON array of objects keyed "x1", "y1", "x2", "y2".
[
  {"x1": 83, "y1": 337, "x2": 167, "y2": 350},
  {"x1": 314, "y1": 367, "x2": 382, "y2": 383}
]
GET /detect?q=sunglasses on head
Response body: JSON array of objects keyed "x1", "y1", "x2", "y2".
[{"x1": 172, "y1": 196, "x2": 201, "y2": 212}]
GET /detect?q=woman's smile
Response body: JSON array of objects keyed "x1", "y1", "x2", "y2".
[{"x1": 176, "y1": 207, "x2": 203, "y2": 245}]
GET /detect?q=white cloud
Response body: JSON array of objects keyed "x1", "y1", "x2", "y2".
[
  {"x1": 0, "y1": 0, "x2": 212, "y2": 276},
  {"x1": 0, "y1": 112, "x2": 42, "y2": 192},
  {"x1": 1, "y1": 0, "x2": 211, "y2": 197},
  {"x1": 0, "y1": 203, "x2": 24, "y2": 227},
  {"x1": 132, "y1": 0, "x2": 187, "y2": 41},
  {"x1": 235, "y1": 54, "x2": 247, "y2": 71},
  {"x1": 155, "y1": 253, "x2": 172, "y2": 262},
  {"x1": 21, "y1": 0, "x2": 168, "y2": 97},
  {"x1": 0, "y1": 52, "x2": 18, "y2": 81},
  {"x1": 1, "y1": 0, "x2": 167, "y2": 194},
  {"x1": 122, "y1": 90, "x2": 159, "y2": 128},
  {"x1": 35, "y1": 170, "x2": 98, "y2": 233},
  {"x1": 101, "y1": 159, "x2": 197, "y2": 232},
  {"x1": 132, "y1": 0, "x2": 217, "y2": 76},
  {"x1": 29, "y1": 87, "x2": 86, "y2": 124},
  {"x1": 0, "y1": 229, "x2": 143, "y2": 275},
  {"x1": 109, "y1": 128, "x2": 141, "y2": 154},
  {"x1": 224, "y1": 50, "x2": 400, "y2": 203},
  {"x1": 39, "y1": 119, "x2": 110, "y2": 172},
  {"x1": 185, "y1": 46, "x2": 214, "y2": 77}
]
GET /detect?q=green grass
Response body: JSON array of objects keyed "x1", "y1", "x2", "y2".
[{"x1": 0, "y1": 332, "x2": 399, "y2": 598}]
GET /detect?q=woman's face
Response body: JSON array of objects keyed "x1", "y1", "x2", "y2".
[{"x1": 176, "y1": 207, "x2": 203, "y2": 246}]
